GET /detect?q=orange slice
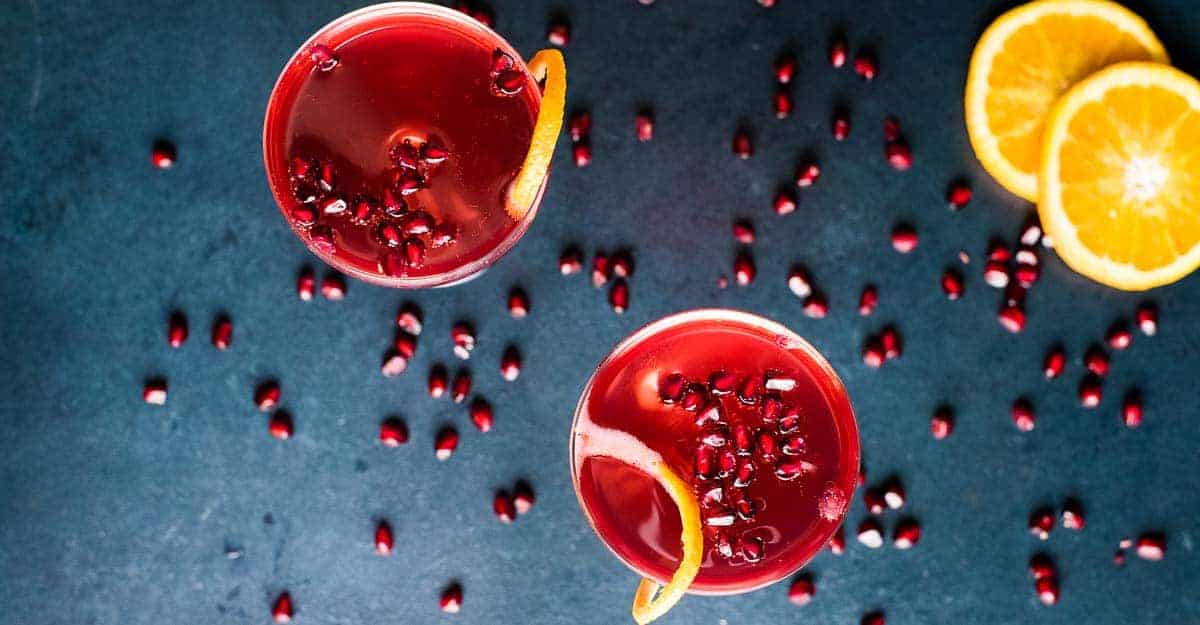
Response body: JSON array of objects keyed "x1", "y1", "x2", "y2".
[
  {"x1": 506, "y1": 49, "x2": 567, "y2": 220},
  {"x1": 1040, "y1": 62, "x2": 1200, "y2": 290},
  {"x1": 575, "y1": 427, "x2": 703, "y2": 625},
  {"x1": 965, "y1": 0, "x2": 1168, "y2": 201}
]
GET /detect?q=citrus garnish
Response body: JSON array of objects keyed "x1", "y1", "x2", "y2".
[
  {"x1": 575, "y1": 427, "x2": 703, "y2": 625},
  {"x1": 506, "y1": 49, "x2": 567, "y2": 220},
  {"x1": 965, "y1": 0, "x2": 1168, "y2": 201},
  {"x1": 1039, "y1": 62, "x2": 1200, "y2": 290}
]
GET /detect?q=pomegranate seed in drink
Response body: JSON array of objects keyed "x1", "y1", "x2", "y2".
[
  {"x1": 773, "y1": 89, "x2": 794, "y2": 119},
  {"x1": 862, "y1": 337, "x2": 885, "y2": 368},
  {"x1": 1060, "y1": 499, "x2": 1085, "y2": 531},
  {"x1": 272, "y1": 592, "x2": 294, "y2": 623},
  {"x1": 829, "y1": 38, "x2": 847, "y2": 68},
  {"x1": 379, "y1": 417, "x2": 409, "y2": 447},
  {"x1": 1029, "y1": 507, "x2": 1054, "y2": 540},
  {"x1": 440, "y1": 583, "x2": 463, "y2": 613},
  {"x1": 946, "y1": 181, "x2": 972, "y2": 210},
  {"x1": 318, "y1": 194, "x2": 348, "y2": 215},
  {"x1": 451, "y1": 322, "x2": 476, "y2": 360},
  {"x1": 739, "y1": 536, "x2": 765, "y2": 562},
  {"x1": 732, "y1": 220, "x2": 755, "y2": 244},
  {"x1": 609, "y1": 279, "x2": 630, "y2": 314},
  {"x1": 309, "y1": 41, "x2": 338, "y2": 71},
  {"x1": 269, "y1": 411, "x2": 294, "y2": 440},
  {"x1": 296, "y1": 267, "x2": 315, "y2": 301},
  {"x1": 734, "y1": 251, "x2": 756, "y2": 286},
  {"x1": 774, "y1": 53, "x2": 797, "y2": 84},
  {"x1": 1029, "y1": 553, "x2": 1056, "y2": 580},
  {"x1": 892, "y1": 518, "x2": 921, "y2": 549},
  {"x1": 635, "y1": 109, "x2": 654, "y2": 141},
  {"x1": 787, "y1": 576, "x2": 814, "y2": 606},
  {"x1": 1121, "y1": 390, "x2": 1143, "y2": 428},
  {"x1": 591, "y1": 252, "x2": 610, "y2": 288},
  {"x1": 451, "y1": 369, "x2": 471, "y2": 403},
  {"x1": 427, "y1": 365, "x2": 448, "y2": 399},
  {"x1": 434, "y1": 427, "x2": 458, "y2": 460},
  {"x1": 997, "y1": 304, "x2": 1026, "y2": 333},
  {"x1": 492, "y1": 69, "x2": 526, "y2": 95},
  {"x1": 1136, "y1": 302, "x2": 1158, "y2": 336},
  {"x1": 802, "y1": 294, "x2": 829, "y2": 319},
  {"x1": 880, "y1": 326, "x2": 902, "y2": 360},
  {"x1": 1035, "y1": 577, "x2": 1059, "y2": 606},
  {"x1": 885, "y1": 141, "x2": 912, "y2": 170},
  {"x1": 890, "y1": 224, "x2": 917, "y2": 253},
  {"x1": 500, "y1": 346, "x2": 521, "y2": 381},
  {"x1": 883, "y1": 480, "x2": 905, "y2": 510},
  {"x1": 255, "y1": 381, "x2": 281, "y2": 411},
  {"x1": 774, "y1": 188, "x2": 798, "y2": 215},
  {"x1": 732, "y1": 128, "x2": 753, "y2": 159},
  {"x1": 374, "y1": 520, "x2": 394, "y2": 555},
  {"x1": 546, "y1": 22, "x2": 570, "y2": 46},
  {"x1": 470, "y1": 398, "x2": 494, "y2": 432},
  {"x1": 1012, "y1": 399, "x2": 1036, "y2": 432},
  {"x1": 289, "y1": 204, "x2": 317, "y2": 227},
  {"x1": 1084, "y1": 345, "x2": 1109, "y2": 377},
  {"x1": 983, "y1": 260, "x2": 1010, "y2": 289},
  {"x1": 1135, "y1": 533, "x2": 1165, "y2": 560},
  {"x1": 857, "y1": 518, "x2": 884, "y2": 548},
  {"x1": 828, "y1": 525, "x2": 845, "y2": 554},
  {"x1": 1078, "y1": 376, "x2": 1102, "y2": 408},
  {"x1": 167, "y1": 312, "x2": 188, "y2": 348},
  {"x1": 787, "y1": 267, "x2": 813, "y2": 298},
  {"x1": 507, "y1": 287, "x2": 530, "y2": 319},
  {"x1": 832, "y1": 108, "x2": 851, "y2": 141},
  {"x1": 760, "y1": 394, "x2": 784, "y2": 423},
  {"x1": 142, "y1": 379, "x2": 168, "y2": 405},
  {"x1": 559, "y1": 247, "x2": 583, "y2": 275},
  {"x1": 795, "y1": 162, "x2": 820, "y2": 188},
  {"x1": 659, "y1": 373, "x2": 687, "y2": 405},
  {"x1": 514, "y1": 481, "x2": 536, "y2": 515},
  {"x1": 853, "y1": 52, "x2": 877, "y2": 80},
  {"x1": 1043, "y1": 346, "x2": 1065, "y2": 379},
  {"x1": 309, "y1": 225, "x2": 337, "y2": 254},
  {"x1": 709, "y1": 370, "x2": 737, "y2": 395},
  {"x1": 764, "y1": 373, "x2": 797, "y2": 393},
  {"x1": 150, "y1": 139, "x2": 176, "y2": 169},
  {"x1": 1106, "y1": 324, "x2": 1132, "y2": 350},
  {"x1": 573, "y1": 141, "x2": 592, "y2": 167},
  {"x1": 930, "y1": 406, "x2": 954, "y2": 439},
  {"x1": 941, "y1": 269, "x2": 964, "y2": 300},
  {"x1": 320, "y1": 273, "x2": 346, "y2": 300},
  {"x1": 567, "y1": 111, "x2": 591, "y2": 142},
  {"x1": 858, "y1": 284, "x2": 878, "y2": 316}
]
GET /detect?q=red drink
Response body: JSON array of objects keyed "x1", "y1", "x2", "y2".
[
  {"x1": 571, "y1": 310, "x2": 859, "y2": 595},
  {"x1": 263, "y1": 4, "x2": 546, "y2": 287}
]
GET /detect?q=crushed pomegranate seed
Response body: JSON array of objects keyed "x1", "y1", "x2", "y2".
[
  {"x1": 1084, "y1": 345, "x2": 1110, "y2": 377},
  {"x1": 635, "y1": 109, "x2": 654, "y2": 142},
  {"x1": 1136, "y1": 302, "x2": 1158, "y2": 336},
  {"x1": 853, "y1": 52, "x2": 877, "y2": 80},
  {"x1": 732, "y1": 128, "x2": 753, "y2": 159},
  {"x1": 379, "y1": 417, "x2": 408, "y2": 447},
  {"x1": 268, "y1": 411, "x2": 294, "y2": 440},
  {"x1": 1029, "y1": 553, "x2": 1056, "y2": 580},
  {"x1": 451, "y1": 322, "x2": 476, "y2": 359},
  {"x1": 857, "y1": 518, "x2": 884, "y2": 548},
  {"x1": 787, "y1": 267, "x2": 813, "y2": 298},
  {"x1": 320, "y1": 273, "x2": 346, "y2": 300},
  {"x1": 572, "y1": 141, "x2": 592, "y2": 167},
  {"x1": 1061, "y1": 499, "x2": 1085, "y2": 531},
  {"x1": 941, "y1": 269, "x2": 964, "y2": 300},
  {"x1": 150, "y1": 139, "x2": 176, "y2": 169},
  {"x1": 732, "y1": 220, "x2": 755, "y2": 244},
  {"x1": 396, "y1": 303, "x2": 423, "y2": 335},
  {"x1": 500, "y1": 346, "x2": 521, "y2": 381},
  {"x1": 828, "y1": 525, "x2": 845, "y2": 554},
  {"x1": 890, "y1": 224, "x2": 917, "y2": 253},
  {"x1": 469, "y1": 398, "x2": 494, "y2": 432},
  {"x1": 893, "y1": 518, "x2": 921, "y2": 549},
  {"x1": 1121, "y1": 390, "x2": 1143, "y2": 428},
  {"x1": 493, "y1": 490, "x2": 516, "y2": 523},
  {"x1": 451, "y1": 369, "x2": 471, "y2": 403},
  {"x1": 832, "y1": 108, "x2": 851, "y2": 141},
  {"x1": 930, "y1": 406, "x2": 954, "y2": 439},
  {"x1": 885, "y1": 141, "x2": 912, "y2": 170},
  {"x1": 559, "y1": 247, "x2": 583, "y2": 275},
  {"x1": 567, "y1": 111, "x2": 591, "y2": 142},
  {"x1": 795, "y1": 162, "x2": 820, "y2": 188},
  {"x1": 513, "y1": 481, "x2": 536, "y2": 515},
  {"x1": 774, "y1": 53, "x2": 797, "y2": 84},
  {"x1": 1029, "y1": 507, "x2": 1054, "y2": 540},
  {"x1": 434, "y1": 427, "x2": 458, "y2": 460},
  {"x1": 858, "y1": 284, "x2": 878, "y2": 316},
  {"x1": 1043, "y1": 346, "x2": 1065, "y2": 379},
  {"x1": 829, "y1": 38, "x2": 847, "y2": 68},
  {"x1": 440, "y1": 583, "x2": 463, "y2": 613},
  {"x1": 546, "y1": 21, "x2": 570, "y2": 46},
  {"x1": 734, "y1": 251, "x2": 756, "y2": 286},
  {"x1": 1106, "y1": 324, "x2": 1132, "y2": 350},
  {"x1": 428, "y1": 365, "x2": 448, "y2": 398},
  {"x1": 272, "y1": 592, "x2": 293, "y2": 623},
  {"x1": 167, "y1": 312, "x2": 188, "y2": 348},
  {"x1": 609, "y1": 279, "x2": 630, "y2": 313},
  {"x1": 142, "y1": 379, "x2": 167, "y2": 405},
  {"x1": 1078, "y1": 376, "x2": 1103, "y2": 408},
  {"x1": 997, "y1": 304, "x2": 1026, "y2": 333},
  {"x1": 787, "y1": 576, "x2": 814, "y2": 606},
  {"x1": 1035, "y1": 576, "x2": 1059, "y2": 606},
  {"x1": 1135, "y1": 533, "x2": 1165, "y2": 561},
  {"x1": 803, "y1": 294, "x2": 829, "y2": 318},
  {"x1": 774, "y1": 89, "x2": 794, "y2": 119},
  {"x1": 946, "y1": 180, "x2": 972, "y2": 210}
]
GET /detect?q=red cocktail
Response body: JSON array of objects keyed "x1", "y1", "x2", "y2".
[
  {"x1": 571, "y1": 310, "x2": 859, "y2": 613},
  {"x1": 263, "y1": 3, "x2": 563, "y2": 287}
]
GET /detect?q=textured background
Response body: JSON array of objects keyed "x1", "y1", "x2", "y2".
[{"x1": 2, "y1": 1, "x2": 1199, "y2": 624}]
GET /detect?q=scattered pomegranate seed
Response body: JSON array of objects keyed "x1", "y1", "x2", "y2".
[
  {"x1": 1078, "y1": 376, "x2": 1103, "y2": 408},
  {"x1": 880, "y1": 326, "x2": 902, "y2": 360},
  {"x1": 828, "y1": 525, "x2": 845, "y2": 555},
  {"x1": 1015, "y1": 259, "x2": 1040, "y2": 288},
  {"x1": 500, "y1": 346, "x2": 521, "y2": 381},
  {"x1": 493, "y1": 490, "x2": 516, "y2": 523},
  {"x1": 997, "y1": 304, "x2": 1026, "y2": 333},
  {"x1": 572, "y1": 141, "x2": 592, "y2": 167},
  {"x1": 858, "y1": 284, "x2": 878, "y2": 316},
  {"x1": 320, "y1": 273, "x2": 346, "y2": 300},
  {"x1": 795, "y1": 162, "x2": 820, "y2": 188},
  {"x1": 734, "y1": 251, "x2": 756, "y2": 286},
  {"x1": 832, "y1": 108, "x2": 851, "y2": 141},
  {"x1": 559, "y1": 247, "x2": 583, "y2": 275},
  {"x1": 513, "y1": 481, "x2": 536, "y2": 515},
  {"x1": 296, "y1": 267, "x2": 315, "y2": 301},
  {"x1": 1012, "y1": 399, "x2": 1036, "y2": 432},
  {"x1": 941, "y1": 269, "x2": 964, "y2": 300},
  {"x1": 1020, "y1": 214, "x2": 1043, "y2": 246},
  {"x1": 369, "y1": 519, "x2": 394, "y2": 556},
  {"x1": 862, "y1": 337, "x2": 885, "y2": 368},
  {"x1": 1113, "y1": 549, "x2": 1127, "y2": 566},
  {"x1": 609, "y1": 279, "x2": 630, "y2": 313},
  {"x1": 829, "y1": 38, "x2": 847, "y2": 68},
  {"x1": 451, "y1": 370, "x2": 471, "y2": 404},
  {"x1": 773, "y1": 89, "x2": 794, "y2": 119},
  {"x1": 861, "y1": 612, "x2": 886, "y2": 625},
  {"x1": 395, "y1": 303, "x2": 422, "y2": 335},
  {"x1": 883, "y1": 480, "x2": 905, "y2": 510},
  {"x1": 380, "y1": 349, "x2": 409, "y2": 377},
  {"x1": 732, "y1": 128, "x2": 753, "y2": 159},
  {"x1": 732, "y1": 220, "x2": 755, "y2": 244},
  {"x1": 893, "y1": 518, "x2": 921, "y2": 549},
  {"x1": 567, "y1": 111, "x2": 591, "y2": 142},
  {"x1": 774, "y1": 53, "x2": 797, "y2": 84},
  {"x1": 591, "y1": 252, "x2": 611, "y2": 288},
  {"x1": 434, "y1": 427, "x2": 458, "y2": 460},
  {"x1": 504, "y1": 287, "x2": 530, "y2": 319},
  {"x1": 206, "y1": 315, "x2": 232, "y2": 350},
  {"x1": 803, "y1": 294, "x2": 829, "y2": 319},
  {"x1": 857, "y1": 518, "x2": 884, "y2": 548},
  {"x1": 379, "y1": 417, "x2": 408, "y2": 447},
  {"x1": 1084, "y1": 345, "x2": 1110, "y2": 377},
  {"x1": 1029, "y1": 553, "x2": 1056, "y2": 580},
  {"x1": 1121, "y1": 390, "x2": 1143, "y2": 428},
  {"x1": 451, "y1": 322, "x2": 476, "y2": 359},
  {"x1": 853, "y1": 52, "x2": 877, "y2": 80},
  {"x1": 1136, "y1": 302, "x2": 1158, "y2": 336},
  {"x1": 546, "y1": 21, "x2": 570, "y2": 46},
  {"x1": 142, "y1": 379, "x2": 167, "y2": 405},
  {"x1": 167, "y1": 312, "x2": 188, "y2": 348},
  {"x1": 930, "y1": 406, "x2": 954, "y2": 439},
  {"x1": 271, "y1": 592, "x2": 293, "y2": 623},
  {"x1": 469, "y1": 398, "x2": 494, "y2": 432},
  {"x1": 1035, "y1": 576, "x2": 1060, "y2": 606},
  {"x1": 1029, "y1": 507, "x2": 1054, "y2": 540},
  {"x1": 1106, "y1": 323, "x2": 1132, "y2": 350},
  {"x1": 883, "y1": 116, "x2": 901, "y2": 143},
  {"x1": 756, "y1": 0, "x2": 775, "y2": 7},
  {"x1": 983, "y1": 259, "x2": 1010, "y2": 289},
  {"x1": 426, "y1": 365, "x2": 448, "y2": 399},
  {"x1": 268, "y1": 411, "x2": 293, "y2": 440},
  {"x1": 787, "y1": 576, "x2": 814, "y2": 606},
  {"x1": 254, "y1": 381, "x2": 280, "y2": 411},
  {"x1": 393, "y1": 332, "x2": 417, "y2": 361},
  {"x1": 1043, "y1": 346, "x2": 1065, "y2": 379},
  {"x1": 862, "y1": 488, "x2": 886, "y2": 515},
  {"x1": 150, "y1": 139, "x2": 177, "y2": 169},
  {"x1": 885, "y1": 141, "x2": 912, "y2": 170},
  {"x1": 610, "y1": 251, "x2": 634, "y2": 278},
  {"x1": 787, "y1": 267, "x2": 813, "y2": 298},
  {"x1": 1135, "y1": 533, "x2": 1166, "y2": 561},
  {"x1": 1061, "y1": 499, "x2": 1085, "y2": 531},
  {"x1": 635, "y1": 109, "x2": 654, "y2": 142},
  {"x1": 440, "y1": 583, "x2": 463, "y2": 613},
  {"x1": 946, "y1": 180, "x2": 972, "y2": 210},
  {"x1": 890, "y1": 224, "x2": 917, "y2": 253},
  {"x1": 1120, "y1": 537, "x2": 1133, "y2": 549},
  {"x1": 774, "y1": 188, "x2": 798, "y2": 215}
]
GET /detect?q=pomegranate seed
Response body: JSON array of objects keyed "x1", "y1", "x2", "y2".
[
  {"x1": 1015, "y1": 261, "x2": 1040, "y2": 288},
  {"x1": 271, "y1": 592, "x2": 293, "y2": 623},
  {"x1": 393, "y1": 332, "x2": 417, "y2": 360},
  {"x1": 732, "y1": 220, "x2": 755, "y2": 244},
  {"x1": 610, "y1": 251, "x2": 634, "y2": 278},
  {"x1": 320, "y1": 273, "x2": 346, "y2": 300},
  {"x1": 862, "y1": 337, "x2": 885, "y2": 368},
  {"x1": 609, "y1": 279, "x2": 630, "y2": 314},
  {"x1": 858, "y1": 284, "x2": 878, "y2": 315},
  {"x1": 853, "y1": 52, "x2": 877, "y2": 80},
  {"x1": 1043, "y1": 346, "x2": 1065, "y2": 379},
  {"x1": 1106, "y1": 324, "x2": 1132, "y2": 350},
  {"x1": 732, "y1": 423, "x2": 753, "y2": 454},
  {"x1": 546, "y1": 22, "x2": 570, "y2": 46},
  {"x1": 892, "y1": 518, "x2": 921, "y2": 549},
  {"x1": 1035, "y1": 577, "x2": 1059, "y2": 606},
  {"x1": 1135, "y1": 533, "x2": 1166, "y2": 561},
  {"x1": 832, "y1": 108, "x2": 851, "y2": 141},
  {"x1": 863, "y1": 489, "x2": 886, "y2": 515},
  {"x1": 309, "y1": 225, "x2": 336, "y2": 254},
  {"x1": 1012, "y1": 398, "x2": 1036, "y2": 432},
  {"x1": 434, "y1": 427, "x2": 458, "y2": 460},
  {"x1": 451, "y1": 369, "x2": 471, "y2": 403},
  {"x1": 734, "y1": 252, "x2": 756, "y2": 286},
  {"x1": 572, "y1": 141, "x2": 592, "y2": 167},
  {"x1": 500, "y1": 346, "x2": 521, "y2": 381},
  {"x1": 470, "y1": 9, "x2": 493, "y2": 27},
  {"x1": 318, "y1": 194, "x2": 347, "y2": 215},
  {"x1": 788, "y1": 266, "x2": 813, "y2": 298},
  {"x1": 635, "y1": 109, "x2": 654, "y2": 142},
  {"x1": 469, "y1": 398, "x2": 494, "y2": 432},
  {"x1": 694, "y1": 444, "x2": 717, "y2": 480},
  {"x1": 681, "y1": 384, "x2": 705, "y2": 412},
  {"x1": 504, "y1": 287, "x2": 530, "y2": 319},
  {"x1": 883, "y1": 116, "x2": 902, "y2": 143},
  {"x1": 380, "y1": 350, "x2": 408, "y2": 377},
  {"x1": 883, "y1": 480, "x2": 905, "y2": 510},
  {"x1": 296, "y1": 267, "x2": 315, "y2": 301},
  {"x1": 733, "y1": 459, "x2": 756, "y2": 487},
  {"x1": 737, "y1": 376, "x2": 762, "y2": 404},
  {"x1": 1078, "y1": 376, "x2": 1103, "y2": 408},
  {"x1": 374, "y1": 520, "x2": 394, "y2": 555},
  {"x1": 774, "y1": 53, "x2": 797, "y2": 84},
  {"x1": 425, "y1": 365, "x2": 448, "y2": 399},
  {"x1": 493, "y1": 69, "x2": 525, "y2": 95},
  {"x1": 760, "y1": 394, "x2": 784, "y2": 423},
  {"x1": 166, "y1": 312, "x2": 188, "y2": 348},
  {"x1": 857, "y1": 518, "x2": 884, "y2": 548},
  {"x1": 150, "y1": 139, "x2": 177, "y2": 169},
  {"x1": 513, "y1": 481, "x2": 536, "y2": 515},
  {"x1": 289, "y1": 204, "x2": 317, "y2": 227},
  {"x1": 764, "y1": 373, "x2": 797, "y2": 392},
  {"x1": 1114, "y1": 389, "x2": 1144, "y2": 432},
  {"x1": 861, "y1": 612, "x2": 886, "y2": 625},
  {"x1": 1084, "y1": 345, "x2": 1110, "y2": 377},
  {"x1": 880, "y1": 326, "x2": 902, "y2": 360},
  {"x1": 420, "y1": 140, "x2": 448, "y2": 165},
  {"x1": 774, "y1": 188, "x2": 798, "y2": 215},
  {"x1": 776, "y1": 458, "x2": 816, "y2": 481},
  {"x1": 268, "y1": 411, "x2": 293, "y2": 440},
  {"x1": 401, "y1": 211, "x2": 433, "y2": 236},
  {"x1": 394, "y1": 303, "x2": 422, "y2": 336},
  {"x1": 254, "y1": 381, "x2": 280, "y2": 411},
  {"x1": 732, "y1": 128, "x2": 753, "y2": 159},
  {"x1": 1020, "y1": 214, "x2": 1044, "y2": 246},
  {"x1": 709, "y1": 370, "x2": 737, "y2": 395},
  {"x1": 440, "y1": 583, "x2": 463, "y2": 613},
  {"x1": 787, "y1": 576, "x2": 814, "y2": 606},
  {"x1": 829, "y1": 38, "x2": 847, "y2": 68},
  {"x1": 946, "y1": 180, "x2": 972, "y2": 210},
  {"x1": 318, "y1": 162, "x2": 336, "y2": 192},
  {"x1": 885, "y1": 141, "x2": 912, "y2": 171},
  {"x1": 142, "y1": 379, "x2": 167, "y2": 405},
  {"x1": 309, "y1": 41, "x2": 338, "y2": 72},
  {"x1": 1029, "y1": 507, "x2": 1055, "y2": 540},
  {"x1": 739, "y1": 536, "x2": 765, "y2": 562},
  {"x1": 659, "y1": 373, "x2": 687, "y2": 404},
  {"x1": 451, "y1": 322, "x2": 476, "y2": 360},
  {"x1": 379, "y1": 417, "x2": 408, "y2": 447},
  {"x1": 795, "y1": 162, "x2": 820, "y2": 188},
  {"x1": 1136, "y1": 302, "x2": 1158, "y2": 336},
  {"x1": 930, "y1": 406, "x2": 954, "y2": 440},
  {"x1": 802, "y1": 294, "x2": 829, "y2": 319},
  {"x1": 997, "y1": 304, "x2": 1026, "y2": 333},
  {"x1": 591, "y1": 252, "x2": 611, "y2": 288},
  {"x1": 828, "y1": 525, "x2": 845, "y2": 555},
  {"x1": 559, "y1": 247, "x2": 583, "y2": 275},
  {"x1": 773, "y1": 89, "x2": 794, "y2": 119},
  {"x1": 941, "y1": 269, "x2": 964, "y2": 300},
  {"x1": 1114, "y1": 549, "x2": 1127, "y2": 566},
  {"x1": 1029, "y1": 553, "x2": 1056, "y2": 580},
  {"x1": 1061, "y1": 499, "x2": 1085, "y2": 531},
  {"x1": 890, "y1": 224, "x2": 917, "y2": 253},
  {"x1": 983, "y1": 259, "x2": 1010, "y2": 289},
  {"x1": 756, "y1": 430, "x2": 781, "y2": 459},
  {"x1": 567, "y1": 111, "x2": 591, "y2": 142}
]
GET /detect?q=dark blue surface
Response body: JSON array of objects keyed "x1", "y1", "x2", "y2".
[{"x1": 2, "y1": 1, "x2": 1199, "y2": 624}]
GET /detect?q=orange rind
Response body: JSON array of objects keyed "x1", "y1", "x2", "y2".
[{"x1": 506, "y1": 49, "x2": 566, "y2": 220}]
